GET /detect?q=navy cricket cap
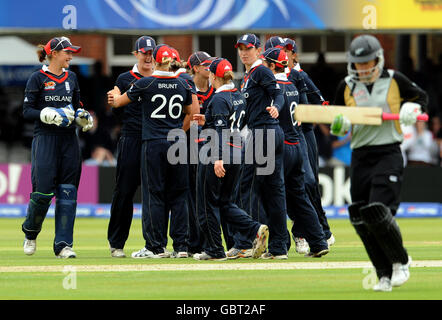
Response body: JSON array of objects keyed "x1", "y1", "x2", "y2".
[
  {"x1": 235, "y1": 34, "x2": 261, "y2": 49},
  {"x1": 283, "y1": 38, "x2": 297, "y2": 53},
  {"x1": 262, "y1": 48, "x2": 289, "y2": 68},
  {"x1": 134, "y1": 36, "x2": 156, "y2": 53},
  {"x1": 187, "y1": 51, "x2": 214, "y2": 68},
  {"x1": 44, "y1": 37, "x2": 81, "y2": 55},
  {"x1": 264, "y1": 36, "x2": 286, "y2": 50},
  {"x1": 209, "y1": 58, "x2": 233, "y2": 77}
]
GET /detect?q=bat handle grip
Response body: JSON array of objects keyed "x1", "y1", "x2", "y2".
[{"x1": 382, "y1": 113, "x2": 429, "y2": 122}]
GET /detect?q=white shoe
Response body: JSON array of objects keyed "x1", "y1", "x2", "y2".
[
  {"x1": 110, "y1": 248, "x2": 126, "y2": 258},
  {"x1": 153, "y1": 248, "x2": 171, "y2": 259},
  {"x1": 327, "y1": 234, "x2": 335, "y2": 247},
  {"x1": 391, "y1": 256, "x2": 412, "y2": 287},
  {"x1": 373, "y1": 277, "x2": 392, "y2": 292},
  {"x1": 260, "y1": 252, "x2": 288, "y2": 260},
  {"x1": 171, "y1": 251, "x2": 188, "y2": 258},
  {"x1": 193, "y1": 252, "x2": 227, "y2": 261},
  {"x1": 252, "y1": 224, "x2": 269, "y2": 259},
  {"x1": 294, "y1": 237, "x2": 309, "y2": 254},
  {"x1": 23, "y1": 238, "x2": 36, "y2": 256},
  {"x1": 131, "y1": 247, "x2": 155, "y2": 258},
  {"x1": 57, "y1": 247, "x2": 76, "y2": 259}
]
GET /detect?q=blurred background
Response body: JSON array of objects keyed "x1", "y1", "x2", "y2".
[{"x1": 0, "y1": 0, "x2": 441, "y2": 213}]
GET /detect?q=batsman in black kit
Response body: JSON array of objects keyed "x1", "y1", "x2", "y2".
[{"x1": 332, "y1": 35, "x2": 428, "y2": 291}]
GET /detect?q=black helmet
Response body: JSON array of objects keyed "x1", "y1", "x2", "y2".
[{"x1": 347, "y1": 35, "x2": 384, "y2": 83}]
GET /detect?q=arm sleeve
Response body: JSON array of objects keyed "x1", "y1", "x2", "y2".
[
  {"x1": 126, "y1": 79, "x2": 145, "y2": 102},
  {"x1": 258, "y1": 67, "x2": 284, "y2": 112},
  {"x1": 211, "y1": 96, "x2": 231, "y2": 160},
  {"x1": 71, "y1": 72, "x2": 81, "y2": 110},
  {"x1": 393, "y1": 71, "x2": 429, "y2": 113},
  {"x1": 302, "y1": 72, "x2": 325, "y2": 105},
  {"x1": 22, "y1": 73, "x2": 43, "y2": 121},
  {"x1": 333, "y1": 79, "x2": 348, "y2": 106},
  {"x1": 112, "y1": 74, "x2": 127, "y2": 116}
]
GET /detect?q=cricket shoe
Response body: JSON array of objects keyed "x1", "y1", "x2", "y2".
[
  {"x1": 260, "y1": 252, "x2": 288, "y2": 260},
  {"x1": 23, "y1": 238, "x2": 36, "y2": 256},
  {"x1": 131, "y1": 247, "x2": 155, "y2": 258},
  {"x1": 391, "y1": 256, "x2": 412, "y2": 287},
  {"x1": 57, "y1": 247, "x2": 76, "y2": 259},
  {"x1": 304, "y1": 248, "x2": 329, "y2": 258},
  {"x1": 252, "y1": 224, "x2": 269, "y2": 259},
  {"x1": 373, "y1": 277, "x2": 392, "y2": 292},
  {"x1": 327, "y1": 234, "x2": 336, "y2": 247},
  {"x1": 110, "y1": 247, "x2": 126, "y2": 258},
  {"x1": 294, "y1": 237, "x2": 309, "y2": 254},
  {"x1": 153, "y1": 248, "x2": 171, "y2": 258},
  {"x1": 171, "y1": 251, "x2": 189, "y2": 258},
  {"x1": 225, "y1": 248, "x2": 253, "y2": 259},
  {"x1": 193, "y1": 252, "x2": 227, "y2": 261}
]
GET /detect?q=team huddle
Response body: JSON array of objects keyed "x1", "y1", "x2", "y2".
[{"x1": 21, "y1": 33, "x2": 428, "y2": 291}]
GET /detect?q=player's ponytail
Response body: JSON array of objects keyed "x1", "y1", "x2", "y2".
[
  {"x1": 170, "y1": 59, "x2": 186, "y2": 72},
  {"x1": 222, "y1": 71, "x2": 234, "y2": 83},
  {"x1": 37, "y1": 44, "x2": 47, "y2": 63},
  {"x1": 156, "y1": 56, "x2": 172, "y2": 69}
]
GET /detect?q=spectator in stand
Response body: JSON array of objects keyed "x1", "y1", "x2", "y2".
[
  {"x1": 403, "y1": 121, "x2": 439, "y2": 166},
  {"x1": 79, "y1": 111, "x2": 116, "y2": 166},
  {"x1": 328, "y1": 131, "x2": 352, "y2": 167}
]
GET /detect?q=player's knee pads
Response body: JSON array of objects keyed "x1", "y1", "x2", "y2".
[
  {"x1": 54, "y1": 184, "x2": 77, "y2": 246},
  {"x1": 22, "y1": 192, "x2": 54, "y2": 234},
  {"x1": 360, "y1": 202, "x2": 393, "y2": 227}
]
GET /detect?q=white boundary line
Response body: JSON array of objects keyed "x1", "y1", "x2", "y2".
[{"x1": 1, "y1": 260, "x2": 441, "y2": 273}]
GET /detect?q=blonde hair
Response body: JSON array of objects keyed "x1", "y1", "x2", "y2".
[
  {"x1": 218, "y1": 70, "x2": 234, "y2": 85},
  {"x1": 155, "y1": 56, "x2": 172, "y2": 68},
  {"x1": 170, "y1": 59, "x2": 186, "y2": 72}
]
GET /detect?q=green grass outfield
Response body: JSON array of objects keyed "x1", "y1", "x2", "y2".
[{"x1": 0, "y1": 217, "x2": 441, "y2": 300}]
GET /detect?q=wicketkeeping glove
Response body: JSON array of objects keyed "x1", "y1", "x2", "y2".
[
  {"x1": 75, "y1": 108, "x2": 94, "y2": 132},
  {"x1": 399, "y1": 102, "x2": 421, "y2": 126},
  {"x1": 40, "y1": 105, "x2": 75, "y2": 127},
  {"x1": 331, "y1": 114, "x2": 351, "y2": 136}
]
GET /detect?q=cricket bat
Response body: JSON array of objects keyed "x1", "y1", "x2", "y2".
[{"x1": 294, "y1": 104, "x2": 429, "y2": 125}]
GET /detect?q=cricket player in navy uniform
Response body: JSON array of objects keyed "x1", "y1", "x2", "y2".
[
  {"x1": 332, "y1": 35, "x2": 428, "y2": 291},
  {"x1": 261, "y1": 48, "x2": 329, "y2": 258},
  {"x1": 108, "y1": 45, "x2": 196, "y2": 258},
  {"x1": 107, "y1": 36, "x2": 156, "y2": 258},
  {"x1": 192, "y1": 58, "x2": 269, "y2": 260},
  {"x1": 283, "y1": 37, "x2": 335, "y2": 253},
  {"x1": 236, "y1": 34, "x2": 288, "y2": 259},
  {"x1": 22, "y1": 37, "x2": 93, "y2": 258}
]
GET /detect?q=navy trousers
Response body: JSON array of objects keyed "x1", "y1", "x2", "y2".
[
  {"x1": 108, "y1": 135, "x2": 141, "y2": 249},
  {"x1": 141, "y1": 139, "x2": 189, "y2": 254}
]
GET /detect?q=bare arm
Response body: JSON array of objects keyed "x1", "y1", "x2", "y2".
[
  {"x1": 182, "y1": 94, "x2": 199, "y2": 131},
  {"x1": 107, "y1": 86, "x2": 132, "y2": 108}
]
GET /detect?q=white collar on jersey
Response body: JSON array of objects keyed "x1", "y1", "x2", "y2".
[
  {"x1": 152, "y1": 70, "x2": 175, "y2": 77},
  {"x1": 294, "y1": 63, "x2": 301, "y2": 71},
  {"x1": 215, "y1": 82, "x2": 235, "y2": 93},
  {"x1": 132, "y1": 64, "x2": 140, "y2": 74},
  {"x1": 42, "y1": 65, "x2": 67, "y2": 73},
  {"x1": 274, "y1": 73, "x2": 288, "y2": 81},
  {"x1": 249, "y1": 59, "x2": 263, "y2": 70},
  {"x1": 174, "y1": 68, "x2": 187, "y2": 76}
]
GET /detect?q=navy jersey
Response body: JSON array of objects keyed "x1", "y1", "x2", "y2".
[
  {"x1": 275, "y1": 74, "x2": 301, "y2": 143},
  {"x1": 204, "y1": 84, "x2": 247, "y2": 160},
  {"x1": 197, "y1": 85, "x2": 215, "y2": 115},
  {"x1": 175, "y1": 69, "x2": 197, "y2": 94},
  {"x1": 240, "y1": 61, "x2": 284, "y2": 128},
  {"x1": 23, "y1": 65, "x2": 80, "y2": 135},
  {"x1": 113, "y1": 65, "x2": 144, "y2": 136},
  {"x1": 127, "y1": 71, "x2": 193, "y2": 141},
  {"x1": 287, "y1": 67, "x2": 308, "y2": 104}
]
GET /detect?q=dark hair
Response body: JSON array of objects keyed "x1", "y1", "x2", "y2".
[
  {"x1": 36, "y1": 44, "x2": 47, "y2": 63},
  {"x1": 170, "y1": 60, "x2": 186, "y2": 72}
]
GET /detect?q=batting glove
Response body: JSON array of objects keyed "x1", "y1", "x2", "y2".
[
  {"x1": 40, "y1": 105, "x2": 75, "y2": 127},
  {"x1": 75, "y1": 108, "x2": 94, "y2": 132},
  {"x1": 399, "y1": 102, "x2": 422, "y2": 126},
  {"x1": 331, "y1": 114, "x2": 351, "y2": 136}
]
